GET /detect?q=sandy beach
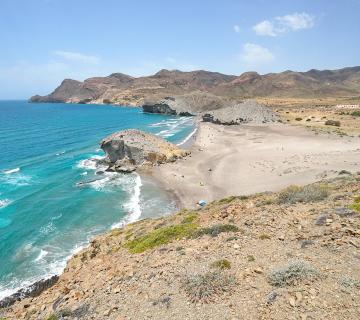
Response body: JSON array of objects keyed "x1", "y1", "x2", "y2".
[{"x1": 153, "y1": 122, "x2": 360, "y2": 208}]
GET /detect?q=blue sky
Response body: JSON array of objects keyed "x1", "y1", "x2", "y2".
[{"x1": 1, "y1": 0, "x2": 359, "y2": 99}]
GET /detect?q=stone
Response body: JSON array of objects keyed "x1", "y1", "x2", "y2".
[
  {"x1": 289, "y1": 297, "x2": 296, "y2": 307},
  {"x1": 100, "y1": 129, "x2": 189, "y2": 172}
]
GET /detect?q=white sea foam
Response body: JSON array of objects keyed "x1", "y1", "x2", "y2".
[
  {"x1": 3, "y1": 167, "x2": 20, "y2": 174},
  {"x1": 0, "y1": 199, "x2": 12, "y2": 209},
  {"x1": 153, "y1": 117, "x2": 194, "y2": 139},
  {"x1": 177, "y1": 127, "x2": 198, "y2": 146},
  {"x1": 111, "y1": 173, "x2": 142, "y2": 229},
  {"x1": 34, "y1": 249, "x2": 48, "y2": 262},
  {"x1": 77, "y1": 155, "x2": 105, "y2": 170},
  {"x1": 0, "y1": 172, "x2": 32, "y2": 186},
  {"x1": 55, "y1": 151, "x2": 65, "y2": 156}
]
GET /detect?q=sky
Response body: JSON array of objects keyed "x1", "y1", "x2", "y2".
[{"x1": 0, "y1": 0, "x2": 360, "y2": 99}]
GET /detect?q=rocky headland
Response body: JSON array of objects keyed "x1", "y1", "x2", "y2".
[{"x1": 100, "y1": 129, "x2": 190, "y2": 173}]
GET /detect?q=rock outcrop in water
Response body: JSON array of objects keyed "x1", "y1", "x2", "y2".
[{"x1": 100, "y1": 129, "x2": 189, "y2": 172}]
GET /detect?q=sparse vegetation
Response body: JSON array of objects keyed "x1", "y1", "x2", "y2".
[
  {"x1": 325, "y1": 120, "x2": 341, "y2": 127},
  {"x1": 259, "y1": 233, "x2": 271, "y2": 240},
  {"x1": 182, "y1": 271, "x2": 235, "y2": 303},
  {"x1": 350, "y1": 111, "x2": 360, "y2": 117},
  {"x1": 47, "y1": 314, "x2": 58, "y2": 320},
  {"x1": 247, "y1": 255, "x2": 255, "y2": 262},
  {"x1": 124, "y1": 221, "x2": 197, "y2": 253},
  {"x1": 210, "y1": 259, "x2": 231, "y2": 270},
  {"x1": 267, "y1": 260, "x2": 318, "y2": 287},
  {"x1": 339, "y1": 276, "x2": 360, "y2": 288},
  {"x1": 295, "y1": 117, "x2": 302, "y2": 121},
  {"x1": 278, "y1": 184, "x2": 329, "y2": 204},
  {"x1": 191, "y1": 224, "x2": 239, "y2": 238},
  {"x1": 350, "y1": 196, "x2": 360, "y2": 212}
]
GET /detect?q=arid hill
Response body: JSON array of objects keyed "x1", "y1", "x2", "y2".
[{"x1": 30, "y1": 66, "x2": 360, "y2": 106}]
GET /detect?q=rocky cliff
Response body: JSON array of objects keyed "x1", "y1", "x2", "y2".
[
  {"x1": 30, "y1": 66, "x2": 360, "y2": 105},
  {"x1": 100, "y1": 129, "x2": 189, "y2": 172}
]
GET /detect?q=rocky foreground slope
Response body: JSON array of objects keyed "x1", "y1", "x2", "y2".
[
  {"x1": 30, "y1": 66, "x2": 360, "y2": 106},
  {"x1": 2, "y1": 174, "x2": 360, "y2": 319}
]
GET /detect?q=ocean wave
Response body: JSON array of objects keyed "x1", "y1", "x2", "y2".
[
  {"x1": 0, "y1": 199, "x2": 12, "y2": 209},
  {"x1": 55, "y1": 151, "x2": 66, "y2": 156},
  {"x1": 76, "y1": 155, "x2": 105, "y2": 170},
  {"x1": 111, "y1": 173, "x2": 142, "y2": 229},
  {"x1": 152, "y1": 117, "x2": 194, "y2": 139},
  {"x1": 0, "y1": 172, "x2": 32, "y2": 187},
  {"x1": 34, "y1": 249, "x2": 48, "y2": 262},
  {"x1": 3, "y1": 167, "x2": 20, "y2": 174},
  {"x1": 177, "y1": 127, "x2": 198, "y2": 146}
]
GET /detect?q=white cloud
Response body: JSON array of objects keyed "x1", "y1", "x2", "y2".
[
  {"x1": 53, "y1": 50, "x2": 101, "y2": 64},
  {"x1": 253, "y1": 20, "x2": 277, "y2": 37},
  {"x1": 276, "y1": 12, "x2": 315, "y2": 31},
  {"x1": 253, "y1": 12, "x2": 315, "y2": 37},
  {"x1": 239, "y1": 43, "x2": 274, "y2": 66},
  {"x1": 233, "y1": 25, "x2": 240, "y2": 33}
]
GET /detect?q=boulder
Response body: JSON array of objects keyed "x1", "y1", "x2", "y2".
[{"x1": 100, "y1": 129, "x2": 189, "y2": 172}]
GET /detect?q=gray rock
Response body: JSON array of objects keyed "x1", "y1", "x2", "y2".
[
  {"x1": 100, "y1": 129, "x2": 189, "y2": 172},
  {"x1": 0, "y1": 275, "x2": 59, "y2": 308},
  {"x1": 315, "y1": 214, "x2": 330, "y2": 226},
  {"x1": 334, "y1": 207, "x2": 357, "y2": 217},
  {"x1": 266, "y1": 291, "x2": 278, "y2": 305}
]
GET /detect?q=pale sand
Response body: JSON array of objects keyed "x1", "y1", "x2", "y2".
[{"x1": 152, "y1": 122, "x2": 360, "y2": 208}]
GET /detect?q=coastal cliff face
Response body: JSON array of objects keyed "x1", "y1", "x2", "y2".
[
  {"x1": 142, "y1": 92, "x2": 233, "y2": 116},
  {"x1": 30, "y1": 66, "x2": 360, "y2": 105},
  {"x1": 100, "y1": 129, "x2": 189, "y2": 172},
  {"x1": 2, "y1": 175, "x2": 360, "y2": 320}
]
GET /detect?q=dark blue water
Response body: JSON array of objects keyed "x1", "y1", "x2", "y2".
[{"x1": 0, "y1": 101, "x2": 195, "y2": 298}]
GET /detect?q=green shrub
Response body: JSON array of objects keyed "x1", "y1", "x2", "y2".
[
  {"x1": 182, "y1": 271, "x2": 235, "y2": 303},
  {"x1": 295, "y1": 117, "x2": 302, "y2": 121},
  {"x1": 350, "y1": 111, "x2": 360, "y2": 117},
  {"x1": 278, "y1": 184, "x2": 329, "y2": 204},
  {"x1": 191, "y1": 224, "x2": 239, "y2": 238},
  {"x1": 181, "y1": 212, "x2": 199, "y2": 224},
  {"x1": 267, "y1": 260, "x2": 318, "y2": 287},
  {"x1": 325, "y1": 120, "x2": 341, "y2": 127},
  {"x1": 124, "y1": 222, "x2": 197, "y2": 253},
  {"x1": 210, "y1": 259, "x2": 231, "y2": 270},
  {"x1": 47, "y1": 315, "x2": 58, "y2": 320},
  {"x1": 350, "y1": 196, "x2": 360, "y2": 212}
]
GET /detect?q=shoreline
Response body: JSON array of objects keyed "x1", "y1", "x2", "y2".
[
  {"x1": 152, "y1": 121, "x2": 360, "y2": 209},
  {"x1": 2, "y1": 118, "x2": 360, "y2": 306}
]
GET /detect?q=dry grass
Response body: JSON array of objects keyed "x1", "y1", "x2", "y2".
[
  {"x1": 278, "y1": 184, "x2": 329, "y2": 204},
  {"x1": 267, "y1": 260, "x2": 319, "y2": 287},
  {"x1": 182, "y1": 271, "x2": 235, "y2": 303}
]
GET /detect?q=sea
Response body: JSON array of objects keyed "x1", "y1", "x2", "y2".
[{"x1": 0, "y1": 100, "x2": 195, "y2": 299}]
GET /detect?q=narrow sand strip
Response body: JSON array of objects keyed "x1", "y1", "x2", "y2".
[{"x1": 153, "y1": 122, "x2": 360, "y2": 208}]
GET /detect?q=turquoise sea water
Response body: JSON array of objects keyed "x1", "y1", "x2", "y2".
[{"x1": 0, "y1": 101, "x2": 195, "y2": 299}]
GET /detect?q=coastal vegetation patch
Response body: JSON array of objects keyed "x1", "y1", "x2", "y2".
[
  {"x1": 350, "y1": 196, "x2": 360, "y2": 212},
  {"x1": 278, "y1": 184, "x2": 329, "y2": 204},
  {"x1": 182, "y1": 271, "x2": 236, "y2": 303},
  {"x1": 210, "y1": 259, "x2": 231, "y2": 270},
  {"x1": 267, "y1": 260, "x2": 319, "y2": 287}
]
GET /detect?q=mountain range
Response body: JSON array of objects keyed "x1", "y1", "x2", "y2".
[{"x1": 30, "y1": 66, "x2": 360, "y2": 106}]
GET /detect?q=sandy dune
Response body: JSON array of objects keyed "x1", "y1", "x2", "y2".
[{"x1": 152, "y1": 122, "x2": 360, "y2": 208}]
